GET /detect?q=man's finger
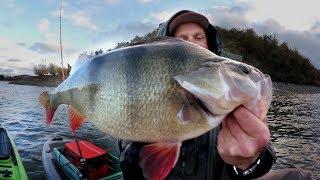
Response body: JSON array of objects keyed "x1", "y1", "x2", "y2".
[
  {"x1": 218, "y1": 121, "x2": 242, "y2": 157},
  {"x1": 226, "y1": 114, "x2": 249, "y2": 142},
  {"x1": 233, "y1": 106, "x2": 270, "y2": 139},
  {"x1": 245, "y1": 99, "x2": 268, "y2": 120},
  {"x1": 225, "y1": 116, "x2": 261, "y2": 157}
]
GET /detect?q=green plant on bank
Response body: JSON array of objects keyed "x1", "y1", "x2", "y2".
[
  {"x1": 48, "y1": 63, "x2": 61, "y2": 76},
  {"x1": 32, "y1": 49, "x2": 103, "y2": 77},
  {"x1": 33, "y1": 63, "x2": 71, "y2": 77},
  {"x1": 33, "y1": 64, "x2": 49, "y2": 76}
]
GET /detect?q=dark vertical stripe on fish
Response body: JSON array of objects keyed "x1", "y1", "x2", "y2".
[
  {"x1": 124, "y1": 47, "x2": 148, "y2": 127},
  {"x1": 69, "y1": 90, "x2": 74, "y2": 103},
  {"x1": 86, "y1": 55, "x2": 105, "y2": 112}
]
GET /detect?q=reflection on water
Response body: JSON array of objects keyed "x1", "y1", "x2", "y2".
[
  {"x1": 268, "y1": 88, "x2": 320, "y2": 179},
  {"x1": 0, "y1": 81, "x2": 319, "y2": 179}
]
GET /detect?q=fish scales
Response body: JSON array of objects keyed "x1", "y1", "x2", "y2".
[
  {"x1": 41, "y1": 37, "x2": 272, "y2": 143},
  {"x1": 39, "y1": 37, "x2": 273, "y2": 180},
  {"x1": 46, "y1": 39, "x2": 210, "y2": 141}
]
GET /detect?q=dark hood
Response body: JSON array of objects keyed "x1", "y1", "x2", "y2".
[{"x1": 157, "y1": 10, "x2": 223, "y2": 55}]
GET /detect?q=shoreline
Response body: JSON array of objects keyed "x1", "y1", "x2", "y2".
[
  {"x1": 273, "y1": 82, "x2": 320, "y2": 94},
  {"x1": 1, "y1": 76, "x2": 320, "y2": 94},
  {"x1": 1, "y1": 75, "x2": 63, "y2": 87}
]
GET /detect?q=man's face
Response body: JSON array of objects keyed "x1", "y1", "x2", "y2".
[{"x1": 173, "y1": 22, "x2": 208, "y2": 49}]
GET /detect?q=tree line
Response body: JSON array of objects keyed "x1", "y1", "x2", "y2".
[
  {"x1": 216, "y1": 27, "x2": 320, "y2": 86},
  {"x1": 30, "y1": 27, "x2": 320, "y2": 86},
  {"x1": 32, "y1": 49, "x2": 104, "y2": 77},
  {"x1": 33, "y1": 63, "x2": 71, "y2": 76},
  {"x1": 114, "y1": 27, "x2": 320, "y2": 86}
]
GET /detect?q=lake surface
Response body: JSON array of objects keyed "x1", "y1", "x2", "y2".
[{"x1": 0, "y1": 81, "x2": 319, "y2": 179}]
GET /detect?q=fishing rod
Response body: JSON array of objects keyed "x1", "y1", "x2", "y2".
[
  {"x1": 59, "y1": 0, "x2": 85, "y2": 170},
  {"x1": 59, "y1": 0, "x2": 65, "y2": 80}
]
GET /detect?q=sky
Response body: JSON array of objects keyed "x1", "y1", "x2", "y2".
[{"x1": 0, "y1": 0, "x2": 319, "y2": 75}]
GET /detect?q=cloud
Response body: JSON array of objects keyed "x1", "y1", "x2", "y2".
[
  {"x1": 245, "y1": 0, "x2": 319, "y2": 31},
  {"x1": 51, "y1": 10, "x2": 97, "y2": 31},
  {"x1": 0, "y1": 66, "x2": 34, "y2": 75},
  {"x1": 4, "y1": 0, "x2": 25, "y2": 15},
  {"x1": 45, "y1": 0, "x2": 54, "y2": 4},
  {"x1": 29, "y1": 41, "x2": 77, "y2": 55},
  {"x1": 251, "y1": 20, "x2": 320, "y2": 69},
  {"x1": 29, "y1": 42, "x2": 59, "y2": 54},
  {"x1": 204, "y1": 5, "x2": 251, "y2": 29},
  {"x1": 105, "y1": 0, "x2": 120, "y2": 5},
  {"x1": 7, "y1": 58, "x2": 22, "y2": 62},
  {"x1": 152, "y1": 10, "x2": 177, "y2": 23},
  {"x1": 137, "y1": 0, "x2": 155, "y2": 3},
  {"x1": 202, "y1": 4, "x2": 320, "y2": 69},
  {"x1": 0, "y1": 21, "x2": 11, "y2": 28},
  {"x1": 100, "y1": 21, "x2": 155, "y2": 42},
  {"x1": 311, "y1": 21, "x2": 320, "y2": 37},
  {"x1": 69, "y1": 11, "x2": 97, "y2": 31},
  {"x1": 276, "y1": 30, "x2": 320, "y2": 68},
  {"x1": 16, "y1": 43, "x2": 26, "y2": 47},
  {"x1": 0, "y1": 67, "x2": 15, "y2": 75},
  {"x1": 0, "y1": 35, "x2": 78, "y2": 76},
  {"x1": 37, "y1": 18, "x2": 50, "y2": 32},
  {"x1": 251, "y1": 19, "x2": 285, "y2": 35}
]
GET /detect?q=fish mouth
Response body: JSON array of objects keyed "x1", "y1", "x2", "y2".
[{"x1": 192, "y1": 95, "x2": 215, "y2": 117}]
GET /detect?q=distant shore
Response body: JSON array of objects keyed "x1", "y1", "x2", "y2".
[
  {"x1": 273, "y1": 82, "x2": 320, "y2": 94},
  {"x1": 1, "y1": 75, "x2": 320, "y2": 94},
  {"x1": 0, "y1": 75, "x2": 63, "y2": 87}
]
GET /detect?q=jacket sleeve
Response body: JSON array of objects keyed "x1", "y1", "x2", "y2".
[
  {"x1": 119, "y1": 142, "x2": 146, "y2": 180},
  {"x1": 226, "y1": 142, "x2": 277, "y2": 179}
]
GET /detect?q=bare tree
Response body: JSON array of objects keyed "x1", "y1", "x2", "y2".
[{"x1": 34, "y1": 64, "x2": 49, "y2": 76}]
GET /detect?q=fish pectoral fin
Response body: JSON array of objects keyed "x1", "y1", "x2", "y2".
[
  {"x1": 139, "y1": 141, "x2": 181, "y2": 180},
  {"x1": 68, "y1": 107, "x2": 85, "y2": 132},
  {"x1": 39, "y1": 91, "x2": 57, "y2": 124},
  {"x1": 177, "y1": 103, "x2": 202, "y2": 124}
]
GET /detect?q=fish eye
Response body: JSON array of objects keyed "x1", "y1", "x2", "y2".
[{"x1": 239, "y1": 64, "x2": 251, "y2": 75}]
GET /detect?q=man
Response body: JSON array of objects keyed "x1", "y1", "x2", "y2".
[{"x1": 119, "y1": 10, "x2": 276, "y2": 180}]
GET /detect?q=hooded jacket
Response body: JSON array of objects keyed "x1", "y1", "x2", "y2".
[
  {"x1": 157, "y1": 10, "x2": 224, "y2": 55},
  {"x1": 119, "y1": 10, "x2": 276, "y2": 180}
]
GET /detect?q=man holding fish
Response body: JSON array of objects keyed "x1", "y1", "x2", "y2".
[
  {"x1": 119, "y1": 10, "x2": 276, "y2": 180},
  {"x1": 39, "y1": 10, "x2": 276, "y2": 180}
]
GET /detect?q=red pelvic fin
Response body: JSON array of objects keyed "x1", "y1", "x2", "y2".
[
  {"x1": 68, "y1": 106, "x2": 85, "y2": 132},
  {"x1": 139, "y1": 141, "x2": 181, "y2": 180},
  {"x1": 39, "y1": 91, "x2": 57, "y2": 124}
]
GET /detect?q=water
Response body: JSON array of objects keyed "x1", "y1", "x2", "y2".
[
  {"x1": 268, "y1": 88, "x2": 320, "y2": 179},
  {"x1": 0, "y1": 81, "x2": 118, "y2": 179},
  {"x1": 0, "y1": 81, "x2": 319, "y2": 179}
]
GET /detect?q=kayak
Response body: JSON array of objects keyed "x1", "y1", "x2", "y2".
[
  {"x1": 42, "y1": 137, "x2": 122, "y2": 180},
  {"x1": 0, "y1": 124, "x2": 28, "y2": 180}
]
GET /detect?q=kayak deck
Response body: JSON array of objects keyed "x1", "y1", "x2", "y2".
[
  {"x1": 0, "y1": 126, "x2": 28, "y2": 180},
  {"x1": 42, "y1": 137, "x2": 122, "y2": 180}
]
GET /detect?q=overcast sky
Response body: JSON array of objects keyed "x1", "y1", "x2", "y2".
[{"x1": 0, "y1": 0, "x2": 319, "y2": 75}]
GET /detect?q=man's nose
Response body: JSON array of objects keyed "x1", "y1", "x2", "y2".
[{"x1": 187, "y1": 38, "x2": 196, "y2": 44}]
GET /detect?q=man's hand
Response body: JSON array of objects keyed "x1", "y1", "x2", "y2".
[{"x1": 217, "y1": 105, "x2": 270, "y2": 170}]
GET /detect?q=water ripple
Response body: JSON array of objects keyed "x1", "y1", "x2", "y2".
[{"x1": 0, "y1": 81, "x2": 319, "y2": 179}]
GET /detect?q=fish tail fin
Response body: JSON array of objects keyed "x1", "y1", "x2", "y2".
[
  {"x1": 68, "y1": 106, "x2": 85, "y2": 132},
  {"x1": 139, "y1": 141, "x2": 181, "y2": 180},
  {"x1": 39, "y1": 91, "x2": 57, "y2": 124}
]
